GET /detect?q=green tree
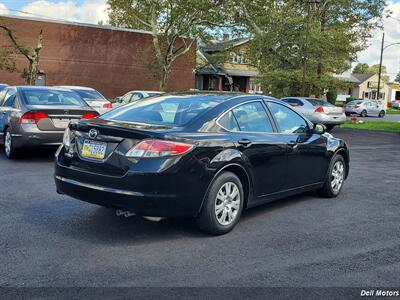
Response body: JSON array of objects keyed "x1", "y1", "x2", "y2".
[
  {"x1": 368, "y1": 64, "x2": 387, "y2": 74},
  {"x1": 107, "y1": 0, "x2": 223, "y2": 91},
  {"x1": 395, "y1": 71, "x2": 400, "y2": 83},
  {"x1": 0, "y1": 45, "x2": 17, "y2": 73},
  {"x1": 227, "y1": 0, "x2": 386, "y2": 97},
  {"x1": 352, "y1": 63, "x2": 370, "y2": 74},
  {"x1": 0, "y1": 24, "x2": 43, "y2": 85}
]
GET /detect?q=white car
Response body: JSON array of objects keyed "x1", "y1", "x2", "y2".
[
  {"x1": 345, "y1": 100, "x2": 386, "y2": 117},
  {"x1": 113, "y1": 90, "x2": 164, "y2": 108},
  {"x1": 58, "y1": 86, "x2": 112, "y2": 114}
]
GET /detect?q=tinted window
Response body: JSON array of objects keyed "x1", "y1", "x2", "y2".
[
  {"x1": 74, "y1": 89, "x2": 105, "y2": 100},
  {"x1": 218, "y1": 111, "x2": 240, "y2": 131},
  {"x1": 148, "y1": 92, "x2": 162, "y2": 97},
  {"x1": 268, "y1": 102, "x2": 308, "y2": 134},
  {"x1": 348, "y1": 101, "x2": 363, "y2": 105},
  {"x1": 20, "y1": 89, "x2": 87, "y2": 106},
  {"x1": 101, "y1": 95, "x2": 222, "y2": 126},
  {"x1": 130, "y1": 93, "x2": 143, "y2": 102},
  {"x1": 3, "y1": 94, "x2": 16, "y2": 107},
  {"x1": 282, "y1": 98, "x2": 304, "y2": 107},
  {"x1": 306, "y1": 99, "x2": 333, "y2": 107},
  {"x1": 231, "y1": 102, "x2": 274, "y2": 132}
]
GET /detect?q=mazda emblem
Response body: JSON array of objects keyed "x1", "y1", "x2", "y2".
[{"x1": 88, "y1": 129, "x2": 98, "y2": 139}]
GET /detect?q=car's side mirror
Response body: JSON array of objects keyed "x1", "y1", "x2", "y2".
[{"x1": 313, "y1": 123, "x2": 326, "y2": 135}]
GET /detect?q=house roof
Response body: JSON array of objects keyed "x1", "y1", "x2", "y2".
[
  {"x1": 201, "y1": 37, "x2": 251, "y2": 52},
  {"x1": 352, "y1": 73, "x2": 375, "y2": 83},
  {"x1": 334, "y1": 73, "x2": 361, "y2": 84}
]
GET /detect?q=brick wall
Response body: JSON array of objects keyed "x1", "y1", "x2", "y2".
[{"x1": 0, "y1": 16, "x2": 195, "y2": 99}]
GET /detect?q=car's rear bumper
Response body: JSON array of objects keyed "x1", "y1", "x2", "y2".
[
  {"x1": 311, "y1": 114, "x2": 347, "y2": 125},
  {"x1": 54, "y1": 148, "x2": 210, "y2": 218}
]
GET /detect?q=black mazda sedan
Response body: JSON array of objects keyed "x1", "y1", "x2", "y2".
[{"x1": 55, "y1": 92, "x2": 349, "y2": 235}]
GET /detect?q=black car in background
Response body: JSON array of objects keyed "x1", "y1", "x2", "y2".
[
  {"x1": 55, "y1": 92, "x2": 349, "y2": 235},
  {"x1": 0, "y1": 86, "x2": 98, "y2": 159}
]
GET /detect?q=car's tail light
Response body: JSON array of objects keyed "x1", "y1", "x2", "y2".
[
  {"x1": 126, "y1": 139, "x2": 194, "y2": 158},
  {"x1": 63, "y1": 127, "x2": 71, "y2": 147},
  {"x1": 314, "y1": 106, "x2": 324, "y2": 113},
  {"x1": 19, "y1": 111, "x2": 49, "y2": 124},
  {"x1": 103, "y1": 102, "x2": 112, "y2": 109},
  {"x1": 81, "y1": 112, "x2": 99, "y2": 119}
]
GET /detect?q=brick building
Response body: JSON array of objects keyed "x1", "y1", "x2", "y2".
[{"x1": 0, "y1": 15, "x2": 195, "y2": 99}]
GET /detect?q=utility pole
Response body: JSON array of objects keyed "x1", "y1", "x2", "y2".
[{"x1": 377, "y1": 32, "x2": 385, "y2": 101}]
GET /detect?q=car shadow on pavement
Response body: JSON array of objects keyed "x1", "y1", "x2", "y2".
[
  {"x1": 0, "y1": 146, "x2": 57, "y2": 162},
  {"x1": 32, "y1": 191, "x2": 320, "y2": 245}
]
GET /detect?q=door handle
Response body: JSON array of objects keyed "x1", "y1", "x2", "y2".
[
  {"x1": 238, "y1": 139, "x2": 252, "y2": 147},
  {"x1": 288, "y1": 141, "x2": 298, "y2": 148}
]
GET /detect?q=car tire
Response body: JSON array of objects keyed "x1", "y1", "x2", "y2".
[
  {"x1": 360, "y1": 110, "x2": 367, "y2": 117},
  {"x1": 4, "y1": 128, "x2": 17, "y2": 159},
  {"x1": 318, "y1": 154, "x2": 346, "y2": 198},
  {"x1": 325, "y1": 125, "x2": 335, "y2": 132},
  {"x1": 379, "y1": 110, "x2": 385, "y2": 118},
  {"x1": 196, "y1": 171, "x2": 244, "y2": 235}
]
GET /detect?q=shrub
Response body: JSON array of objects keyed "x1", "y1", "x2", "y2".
[{"x1": 327, "y1": 90, "x2": 337, "y2": 105}]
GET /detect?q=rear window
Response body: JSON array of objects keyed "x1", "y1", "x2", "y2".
[
  {"x1": 348, "y1": 100, "x2": 363, "y2": 105},
  {"x1": 306, "y1": 99, "x2": 333, "y2": 107},
  {"x1": 20, "y1": 89, "x2": 87, "y2": 106},
  {"x1": 74, "y1": 89, "x2": 105, "y2": 100},
  {"x1": 100, "y1": 95, "x2": 221, "y2": 126}
]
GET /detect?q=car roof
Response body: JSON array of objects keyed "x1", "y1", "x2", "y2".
[
  {"x1": 13, "y1": 86, "x2": 74, "y2": 92},
  {"x1": 150, "y1": 91, "x2": 278, "y2": 103},
  {"x1": 57, "y1": 85, "x2": 96, "y2": 91},
  {"x1": 128, "y1": 90, "x2": 164, "y2": 94}
]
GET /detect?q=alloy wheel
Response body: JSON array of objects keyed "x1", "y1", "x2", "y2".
[
  {"x1": 331, "y1": 160, "x2": 344, "y2": 194},
  {"x1": 215, "y1": 181, "x2": 241, "y2": 226},
  {"x1": 4, "y1": 131, "x2": 11, "y2": 157}
]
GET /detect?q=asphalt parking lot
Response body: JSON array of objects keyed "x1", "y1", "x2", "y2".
[{"x1": 0, "y1": 128, "x2": 399, "y2": 288}]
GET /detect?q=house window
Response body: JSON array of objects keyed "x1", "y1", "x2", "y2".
[{"x1": 232, "y1": 53, "x2": 245, "y2": 64}]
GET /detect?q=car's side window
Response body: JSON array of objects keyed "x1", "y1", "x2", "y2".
[
  {"x1": 267, "y1": 102, "x2": 309, "y2": 134},
  {"x1": 3, "y1": 94, "x2": 16, "y2": 107},
  {"x1": 0, "y1": 89, "x2": 15, "y2": 106},
  {"x1": 218, "y1": 111, "x2": 240, "y2": 131},
  {"x1": 0, "y1": 89, "x2": 7, "y2": 104},
  {"x1": 121, "y1": 93, "x2": 133, "y2": 103},
  {"x1": 130, "y1": 93, "x2": 143, "y2": 103},
  {"x1": 231, "y1": 102, "x2": 274, "y2": 133}
]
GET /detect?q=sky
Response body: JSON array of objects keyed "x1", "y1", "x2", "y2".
[{"x1": 0, "y1": 0, "x2": 399, "y2": 80}]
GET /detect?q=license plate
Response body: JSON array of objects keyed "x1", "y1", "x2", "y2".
[
  {"x1": 81, "y1": 140, "x2": 107, "y2": 159},
  {"x1": 52, "y1": 118, "x2": 70, "y2": 128}
]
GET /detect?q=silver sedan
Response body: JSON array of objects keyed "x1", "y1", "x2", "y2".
[
  {"x1": 281, "y1": 97, "x2": 346, "y2": 131},
  {"x1": 344, "y1": 100, "x2": 386, "y2": 117}
]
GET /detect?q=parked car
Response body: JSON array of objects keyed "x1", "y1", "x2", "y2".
[
  {"x1": 58, "y1": 86, "x2": 112, "y2": 114},
  {"x1": 0, "y1": 86, "x2": 98, "y2": 159},
  {"x1": 281, "y1": 97, "x2": 346, "y2": 131},
  {"x1": 0, "y1": 83, "x2": 9, "y2": 91},
  {"x1": 55, "y1": 92, "x2": 349, "y2": 235},
  {"x1": 391, "y1": 101, "x2": 400, "y2": 109},
  {"x1": 344, "y1": 100, "x2": 386, "y2": 117},
  {"x1": 113, "y1": 90, "x2": 164, "y2": 107}
]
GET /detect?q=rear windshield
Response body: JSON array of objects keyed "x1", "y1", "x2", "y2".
[
  {"x1": 306, "y1": 99, "x2": 333, "y2": 107},
  {"x1": 348, "y1": 100, "x2": 363, "y2": 105},
  {"x1": 73, "y1": 89, "x2": 105, "y2": 100},
  {"x1": 20, "y1": 89, "x2": 87, "y2": 106},
  {"x1": 100, "y1": 95, "x2": 221, "y2": 126},
  {"x1": 148, "y1": 92, "x2": 163, "y2": 97}
]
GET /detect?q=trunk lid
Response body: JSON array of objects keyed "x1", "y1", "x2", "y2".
[
  {"x1": 25, "y1": 105, "x2": 95, "y2": 131},
  {"x1": 67, "y1": 119, "x2": 176, "y2": 176},
  {"x1": 322, "y1": 106, "x2": 343, "y2": 116}
]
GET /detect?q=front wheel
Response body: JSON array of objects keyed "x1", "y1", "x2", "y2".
[
  {"x1": 196, "y1": 172, "x2": 244, "y2": 235},
  {"x1": 318, "y1": 154, "x2": 346, "y2": 198},
  {"x1": 378, "y1": 110, "x2": 385, "y2": 118}
]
